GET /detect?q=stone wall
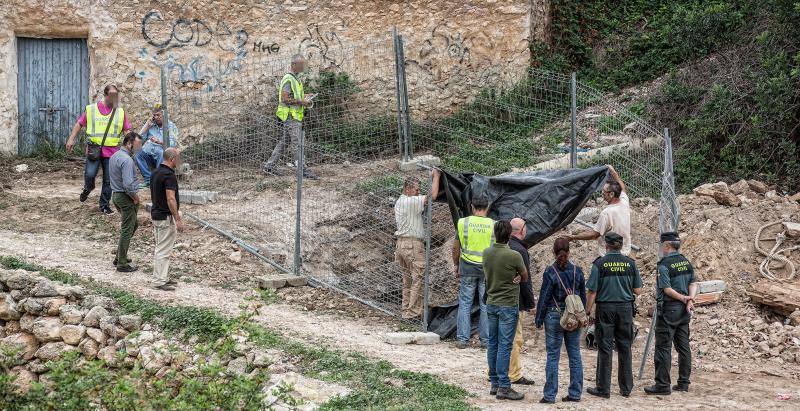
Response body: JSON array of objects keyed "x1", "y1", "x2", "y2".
[{"x1": 0, "y1": 0, "x2": 544, "y2": 155}]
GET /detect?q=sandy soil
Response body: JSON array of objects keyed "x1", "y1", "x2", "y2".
[{"x1": 1, "y1": 162, "x2": 799, "y2": 410}]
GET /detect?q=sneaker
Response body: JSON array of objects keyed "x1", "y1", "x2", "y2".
[
  {"x1": 539, "y1": 398, "x2": 555, "y2": 404},
  {"x1": 138, "y1": 182, "x2": 150, "y2": 189},
  {"x1": 496, "y1": 387, "x2": 524, "y2": 401},
  {"x1": 154, "y1": 283, "x2": 176, "y2": 291},
  {"x1": 672, "y1": 384, "x2": 689, "y2": 392},
  {"x1": 490, "y1": 385, "x2": 498, "y2": 396},
  {"x1": 116, "y1": 264, "x2": 138, "y2": 273},
  {"x1": 620, "y1": 391, "x2": 631, "y2": 398},
  {"x1": 101, "y1": 207, "x2": 115, "y2": 215},
  {"x1": 302, "y1": 170, "x2": 319, "y2": 180},
  {"x1": 644, "y1": 385, "x2": 671, "y2": 395},
  {"x1": 112, "y1": 258, "x2": 133, "y2": 266},
  {"x1": 79, "y1": 188, "x2": 90, "y2": 202},
  {"x1": 587, "y1": 387, "x2": 610, "y2": 399},
  {"x1": 562, "y1": 396, "x2": 580, "y2": 402},
  {"x1": 512, "y1": 377, "x2": 535, "y2": 386},
  {"x1": 167, "y1": 278, "x2": 178, "y2": 286},
  {"x1": 455, "y1": 341, "x2": 468, "y2": 349}
]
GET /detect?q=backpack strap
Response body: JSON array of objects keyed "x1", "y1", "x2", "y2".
[{"x1": 551, "y1": 263, "x2": 574, "y2": 296}]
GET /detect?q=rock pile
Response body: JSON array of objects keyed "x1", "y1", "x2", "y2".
[{"x1": 0, "y1": 269, "x2": 293, "y2": 393}]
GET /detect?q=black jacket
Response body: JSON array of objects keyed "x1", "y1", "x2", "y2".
[{"x1": 509, "y1": 236, "x2": 535, "y2": 311}]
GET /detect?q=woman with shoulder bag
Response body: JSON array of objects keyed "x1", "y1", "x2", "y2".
[{"x1": 534, "y1": 237, "x2": 587, "y2": 404}]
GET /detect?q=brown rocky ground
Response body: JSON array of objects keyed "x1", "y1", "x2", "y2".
[{"x1": 1, "y1": 156, "x2": 800, "y2": 409}]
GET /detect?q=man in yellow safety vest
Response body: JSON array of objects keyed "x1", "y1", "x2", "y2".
[
  {"x1": 264, "y1": 54, "x2": 317, "y2": 179},
  {"x1": 66, "y1": 84, "x2": 131, "y2": 215},
  {"x1": 452, "y1": 196, "x2": 494, "y2": 349}
]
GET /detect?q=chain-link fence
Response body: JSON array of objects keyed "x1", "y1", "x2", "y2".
[{"x1": 162, "y1": 30, "x2": 678, "y2": 328}]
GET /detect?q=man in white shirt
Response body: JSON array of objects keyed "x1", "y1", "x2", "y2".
[
  {"x1": 394, "y1": 169, "x2": 440, "y2": 319},
  {"x1": 568, "y1": 165, "x2": 632, "y2": 256}
]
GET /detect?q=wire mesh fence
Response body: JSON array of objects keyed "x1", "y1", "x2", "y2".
[{"x1": 162, "y1": 30, "x2": 679, "y2": 328}]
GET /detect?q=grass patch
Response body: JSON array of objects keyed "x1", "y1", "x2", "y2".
[{"x1": 0, "y1": 256, "x2": 474, "y2": 410}]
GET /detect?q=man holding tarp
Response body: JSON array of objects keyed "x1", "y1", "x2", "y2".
[{"x1": 568, "y1": 165, "x2": 631, "y2": 256}]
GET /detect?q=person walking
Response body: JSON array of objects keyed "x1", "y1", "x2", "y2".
[
  {"x1": 585, "y1": 232, "x2": 643, "y2": 399},
  {"x1": 644, "y1": 231, "x2": 697, "y2": 395},
  {"x1": 506, "y1": 217, "x2": 535, "y2": 385},
  {"x1": 535, "y1": 237, "x2": 586, "y2": 404},
  {"x1": 452, "y1": 196, "x2": 494, "y2": 349},
  {"x1": 108, "y1": 132, "x2": 142, "y2": 272},
  {"x1": 136, "y1": 104, "x2": 179, "y2": 188},
  {"x1": 567, "y1": 165, "x2": 632, "y2": 256},
  {"x1": 483, "y1": 220, "x2": 528, "y2": 401},
  {"x1": 264, "y1": 54, "x2": 317, "y2": 179},
  {"x1": 149, "y1": 148, "x2": 185, "y2": 291},
  {"x1": 66, "y1": 84, "x2": 132, "y2": 215},
  {"x1": 394, "y1": 170, "x2": 440, "y2": 319}
]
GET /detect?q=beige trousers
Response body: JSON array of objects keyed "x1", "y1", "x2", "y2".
[
  {"x1": 152, "y1": 216, "x2": 176, "y2": 286},
  {"x1": 395, "y1": 237, "x2": 425, "y2": 318}
]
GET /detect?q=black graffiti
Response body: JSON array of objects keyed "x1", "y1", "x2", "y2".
[
  {"x1": 253, "y1": 41, "x2": 280, "y2": 54},
  {"x1": 141, "y1": 10, "x2": 248, "y2": 52},
  {"x1": 298, "y1": 23, "x2": 344, "y2": 67}
]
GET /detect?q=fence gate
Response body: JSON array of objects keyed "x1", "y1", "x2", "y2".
[{"x1": 17, "y1": 37, "x2": 89, "y2": 155}]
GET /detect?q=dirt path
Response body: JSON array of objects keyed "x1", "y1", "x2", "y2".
[{"x1": 1, "y1": 172, "x2": 799, "y2": 409}]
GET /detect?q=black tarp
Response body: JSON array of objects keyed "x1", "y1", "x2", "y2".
[{"x1": 426, "y1": 166, "x2": 610, "y2": 338}]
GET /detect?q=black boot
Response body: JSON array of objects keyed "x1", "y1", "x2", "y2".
[
  {"x1": 496, "y1": 387, "x2": 524, "y2": 400},
  {"x1": 587, "y1": 387, "x2": 610, "y2": 399},
  {"x1": 672, "y1": 384, "x2": 689, "y2": 392},
  {"x1": 644, "y1": 385, "x2": 671, "y2": 395}
]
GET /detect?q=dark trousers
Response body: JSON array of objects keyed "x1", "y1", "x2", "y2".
[
  {"x1": 595, "y1": 302, "x2": 634, "y2": 395},
  {"x1": 84, "y1": 157, "x2": 112, "y2": 209},
  {"x1": 112, "y1": 192, "x2": 139, "y2": 266},
  {"x1": 654, "y1": 302, "x2": 691, "y2": 389}
]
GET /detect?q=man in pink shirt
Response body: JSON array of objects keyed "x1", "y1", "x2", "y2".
[{"x1": 66, "y1": 84, "x2": 132, "y2": 214}]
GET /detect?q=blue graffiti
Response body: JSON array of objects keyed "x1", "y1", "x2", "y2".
[{"x1": 162, "y1": 49, "x2": 247, "y2": 92}]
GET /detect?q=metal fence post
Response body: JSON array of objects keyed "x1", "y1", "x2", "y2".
[
  {"x1": 422, "y1": 171, "x2": 434, "y2": 331},
  {"x1": 398, "y1": 34, "x2": 412, "y2": 161},
  {"x1": 570, "y1": 72, "x2": 577, "y2": 168},
  {"x1": 392, "y1": 27, "x2": 405, "y2": 160},
  {"x1": 294, "y1": 128, "x2": 304, "y2": 276},
  {"x1": 160, "y1": 65, "x2": 170, "y2": 150}
]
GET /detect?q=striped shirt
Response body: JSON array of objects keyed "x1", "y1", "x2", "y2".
[{"x1": 394, "y1": 194, "x2": 426, "y2": 239}]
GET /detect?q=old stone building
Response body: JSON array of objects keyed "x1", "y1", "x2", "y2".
[{"x1": 0, "y1": 0, "x2": 546, "y2": 155}]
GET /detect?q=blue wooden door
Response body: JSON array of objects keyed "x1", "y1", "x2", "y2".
[{"x1": 17, "y1": 38, "x2": 89, "y2": 155}]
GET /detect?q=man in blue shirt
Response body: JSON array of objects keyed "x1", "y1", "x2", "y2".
[
  {"x1": 109, "y1": 132, "x2": 142, "y2": 273},
  {"x1": 136, "y1": 105, "x2": 179, "y2": 187}
]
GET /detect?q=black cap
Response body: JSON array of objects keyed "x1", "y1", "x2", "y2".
[
  {"x1": 660, "y1": 232, "x2": 680, "y2": 242},
  {"x1": 604, "y1": 231, "x2": 623, "y2": 245}
]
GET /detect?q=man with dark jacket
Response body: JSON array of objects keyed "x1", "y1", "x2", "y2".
[{"x1": 507, "y1": 217, "x2": 535, "y2": 385}]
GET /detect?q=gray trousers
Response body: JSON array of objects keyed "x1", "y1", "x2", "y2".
[{"x1": 265, "y1": 118, "x2": 303, "y2": 169}]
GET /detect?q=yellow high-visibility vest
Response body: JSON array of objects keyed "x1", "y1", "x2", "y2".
[
  {"x1": 276, "y1": 73, "x2": 304, "y2": 122},
  {"x1": 85, "y1": 103, "x2": 124, "y2": 146},
  {"x1": 457, "y1": 216, "x2": 495, "y2": 265}
]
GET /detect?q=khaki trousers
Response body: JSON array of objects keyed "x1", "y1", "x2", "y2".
[
  {"x1": 152, "y1": 216, "x2": 177, "y2": 286},
  {"x1": 508, "y1": 311, "x2": 525, "y2": 381},
  {"x1": 395, "y1": 237, "x2": 425, "y2": 318}
]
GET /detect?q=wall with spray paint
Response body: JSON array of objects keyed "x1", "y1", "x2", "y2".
[{"x1": 0, "y1": 0, "x2": 542, "y2": 155}]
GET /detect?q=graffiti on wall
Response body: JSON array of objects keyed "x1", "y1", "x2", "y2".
[
  {"x1": 298, "y1": 23, "x2": 345, "y2": 68},
  {"x1": 141, "y1": 10, "x2": 249, "y2": 53},
  {"x1": 407, "y1": 23, "x2": 501, "y2": 87}
]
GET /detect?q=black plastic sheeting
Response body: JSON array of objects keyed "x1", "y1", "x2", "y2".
[{"x1": 426, "y1": 166, "x2": 610, "y2": 338}]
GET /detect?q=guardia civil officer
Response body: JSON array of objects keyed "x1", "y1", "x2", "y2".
[
  {"x1": 644, "y1": 231, "x2": 697, "y2": 395},
  {"x1": 585, "y1": 231, "x2": 642, "y2": 399}
]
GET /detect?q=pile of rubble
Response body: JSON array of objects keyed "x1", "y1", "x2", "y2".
[{"x1": 0, "y1": 268, "x2": 350, "y2": 406}]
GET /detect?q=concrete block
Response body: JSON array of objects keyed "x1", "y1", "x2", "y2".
[
  {"x1": 384, "y1": 332, "x2": 415, "y2": 345},
  {"x1": 384, "y1": 332, "x2": 440, "y2": 345},
  {"x1": 697, "y1": 280, "x2": 727, "y2": 294},
  {"x1": 256, "y1": 277, "x2": 286, "y2": 290},
  {"x1": 412, "y1": 332, "x2": 440, "y2": 345},
  {"x1": 399, "y1": 155, "x2": 441, "y2": 172},
  {"x1": 179, "y1": 190, "x2": 218, "y2": 205},
  {"x1": 284, "y1": 276, "x2": 308, "y2": 287}
]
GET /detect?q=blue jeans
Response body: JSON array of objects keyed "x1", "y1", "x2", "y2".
[
  {"x1": 135, "y1": 146, "x2": 163, "y2": 185},
  {"x1": 84, "y1": 156, "x2": 111, "y2": 209},
  {"x1": 457, "y1": 275, "x2": 487, "y2": 344},
  {"x1": 487, "y1": 304, "x2": 518, "y2": 388},
  {"x1": 544, "y1": 310, "x2": 583, "y2": 401}
]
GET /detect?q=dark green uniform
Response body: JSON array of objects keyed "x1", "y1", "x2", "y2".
[
  {"x1": 654, "y1": 252, "x2": 695, "y2": 390},
  {"x1": 587, "y1": 251, "x2": 642, "y2": 396}
]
